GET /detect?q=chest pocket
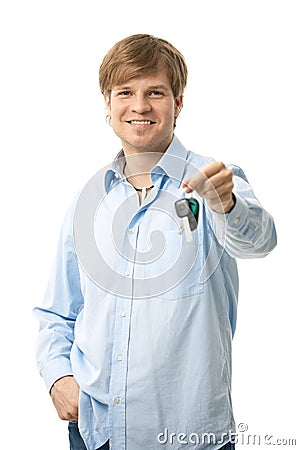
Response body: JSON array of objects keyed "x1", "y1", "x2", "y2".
[
  {"x1": 133, "y1": 226, "x2": 205, "y2": 301},
  {"x1": 159, "y1": 228, "x2": 204, "y2": 300}
]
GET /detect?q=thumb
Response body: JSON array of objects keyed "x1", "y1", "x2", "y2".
[
  {"x1": 181, "y1": 178, "x2": 193, "y2": 193},
  {"x1": 182, "y1": 170, "x2": 207, "y2": 194},
  {"x1": 181, "y1": 177, "x2": 199, "y2": 194}
]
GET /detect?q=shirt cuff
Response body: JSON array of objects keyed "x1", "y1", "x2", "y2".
[
  {"x1": 41, "y1": 357, "x2": 73, "y2": 392},
  {"x1": 207, "y1": 193, "x2": 249, "y2": 230},
  {"x1": 225, "y1": 193, "x2": 249, "y2": 229}
]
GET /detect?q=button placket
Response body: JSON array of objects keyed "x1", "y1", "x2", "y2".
[
  {"x1": 109, "y1": 222, "x2": 140, "y2": 450},
  {"x1": 109, "y1": 297, "x2": 131, "y2": 449}
]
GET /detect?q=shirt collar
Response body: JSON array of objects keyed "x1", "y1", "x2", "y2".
[
  {"x1": 104, "y1": 149, "x2": 126, "y2": 193},
  {"x1": 104, "y1": 135, "x2": 188, "y2": 193},
  {"x1": 151, "y1": 135, "x2": 188, "y2": 188}
]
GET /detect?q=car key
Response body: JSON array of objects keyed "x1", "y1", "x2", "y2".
[{"x1": 175, "y1": 198, "x2": 198, "y2": 242}]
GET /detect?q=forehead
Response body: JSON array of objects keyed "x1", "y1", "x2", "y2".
[{"x1": 111, "y1": 69, "x2": 172, "y2": 91}]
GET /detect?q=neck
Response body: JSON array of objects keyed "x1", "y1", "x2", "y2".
[
  {"x1": 122, "y1": 136, "x2": 174, "y2": 189},
  {"x1": 121, "y1": 134, "x2": 173, "y2": 177},
  {"x1": 123, "y1": 152, "x2": 161, "y2": 179},
  {"x1": 123, "y1": 163, "x2": 153, "y2": 190}
]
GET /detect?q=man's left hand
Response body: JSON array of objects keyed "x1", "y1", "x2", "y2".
[{"x1": 182, "y1": 161, "x2": 235, "y2": 214}]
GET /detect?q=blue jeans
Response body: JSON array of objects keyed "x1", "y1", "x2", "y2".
[
  {"x1": 221, "y1": 443, "x2": 235, "y2": 450},
  {"x1": 68, "y1": 421, "x2": 109, "y2": 450},
  {"x1": 68, "y1": 421, "x2": 235, "y2": 450}
]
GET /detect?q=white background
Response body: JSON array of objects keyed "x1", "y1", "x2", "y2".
[{"x1": 0, "y1": 0, "x2": 299, "y2": 448}]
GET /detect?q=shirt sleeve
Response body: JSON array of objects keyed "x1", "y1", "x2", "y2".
[
  {"x1": 205, "y1": 165, "x2": 277, "y2": 259},
  {"x1": 33, "y1": 203, "x2": 84, "y2": 391}
]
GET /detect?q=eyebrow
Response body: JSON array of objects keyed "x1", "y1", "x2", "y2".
[{"x1": 113, "y1": 84, "x2": 170, "y2": 91}]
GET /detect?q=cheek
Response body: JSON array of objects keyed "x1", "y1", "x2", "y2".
[
  {"x1": 110, "y1": 102, "x2": 127, "y2": 119},
  {"x1": 164, "y1": 106, "x2": 176, "y2": 123},
  {"x1": 165, "y1": 102, "x2": 176, "y2": 117}
]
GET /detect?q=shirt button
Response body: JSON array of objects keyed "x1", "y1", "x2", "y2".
[
  {"x1": 114, "y1": 397, "x2": 121, "y2": 404},
  {"x1": 125, "y1": 270, "x2": 130, "y2": 277},
  {"x1": 129, "y1": 228, "x2": 134, "y2": 234},
  {"x1": 233, "y1": 218, "x2": 240, "y2": 225},
  {"x1": 120, "y1": 311, "x2": 126, "y2": 317},
  {"x1": 117, "y1": 354, "x2": 123, "y2": 361}
]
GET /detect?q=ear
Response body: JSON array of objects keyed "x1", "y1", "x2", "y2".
[
  {"x1": 175, "y1": 95, "x2": 183, "y2": 117},
  {"x1": 104, "y1": 94, "x2": 111, "y2": 113}
]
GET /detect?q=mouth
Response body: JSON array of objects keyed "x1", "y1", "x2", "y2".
[{"x1": 126, "y1": 120, "x2": 156, "y2": 125}]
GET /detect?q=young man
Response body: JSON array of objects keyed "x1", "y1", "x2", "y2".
[{"x1": 34, "y1": 34, "x2": 277, "y2": 450}]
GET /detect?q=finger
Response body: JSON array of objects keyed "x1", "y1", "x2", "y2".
[
  {"x1": 181, "y1": 178, "x2": 192, "y2": 193},
  {"x1": 55, "y1": 399, "x2": 79, "y2": 421},
  {"x1": 201, "y1": 161, "x2": 226, "y2": 179},
  {"x1": 181, "y1": 172, "x2": 206, "y2": 193},
  {"x1": 182, "y1": 162, "x2": 226, "y2": 192},
  {"x1": 208, "y1": 168, "x2": 233, "y2": 188},
  {"x1": 182, "y1": 162, "x2": 231, "y2": 194},
  {"x1": 186, "y1": 168, "x2": 233, "y2": 195},
  {"x1": 201, "y1": 172, "x2": 233, "y2": 196}
]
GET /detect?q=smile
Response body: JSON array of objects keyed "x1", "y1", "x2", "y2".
[{"x1": 126, "y1": 120, "x2": 156, "y2": 125}]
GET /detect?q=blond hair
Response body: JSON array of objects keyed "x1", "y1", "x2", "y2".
[{"x1": 99, "y1": 34, "x2": 188, "y2": 98}]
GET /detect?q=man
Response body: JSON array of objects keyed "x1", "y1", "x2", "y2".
[{"x1": 34, "y1": 34, "x2": 277, "y2": 450}]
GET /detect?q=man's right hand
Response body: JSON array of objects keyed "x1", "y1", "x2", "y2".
[{"x1": 50, "y1": 375, "x2": 80, "y2": 420}]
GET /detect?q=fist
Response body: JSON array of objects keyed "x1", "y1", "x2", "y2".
[{"x1": 182, "y1": 161, "x2": 235, "y2": 214}]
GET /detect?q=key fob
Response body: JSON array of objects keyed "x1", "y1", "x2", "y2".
[
  {"x1": 188, "y1": 198, "x2": 199, "y2": 224},
  {"x1": 175, "y1": 198, "x2": 198, "y2": 231}
]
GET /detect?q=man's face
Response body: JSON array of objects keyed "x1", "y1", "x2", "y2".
[{"x1": 104, "y1": 69, "x2": 183, "y2": 155}]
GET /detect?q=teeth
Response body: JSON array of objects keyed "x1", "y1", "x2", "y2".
[{"x1": 131, "y1": 120, "x2": 152, "y2": 124}]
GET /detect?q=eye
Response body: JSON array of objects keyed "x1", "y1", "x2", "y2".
[
  {"x1": 149, "y1": 91, "x2": 164, "y2": 97},
  {"x1": 118, "y1": 91, "x2": 131, "y2": 96}
]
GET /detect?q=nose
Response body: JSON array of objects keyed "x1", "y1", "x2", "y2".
[{"x1": 131, "y1": 93, "x2": 151, "y2": 114}]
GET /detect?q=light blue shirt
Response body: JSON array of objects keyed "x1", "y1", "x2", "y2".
[{"x1": 34, "y1": 135, "x2": 277, "y2": 450}]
